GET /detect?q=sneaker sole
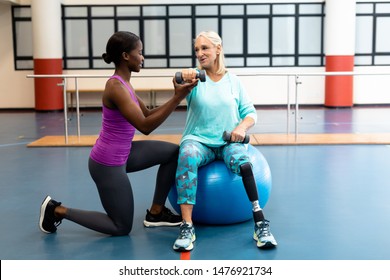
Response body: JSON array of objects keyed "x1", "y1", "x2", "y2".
[
  {"x1": 39, "y1": 195, "x2": 52, "y2": 234},
  {"x1": 143, "y1": 220, "x2": 182, "y2": 227},
  {"x1": 173, "y1": 243, "x2": 193, "y2": 252},
  {"x1": 257, "y1": 241, "x2": 277, "y2": 249},
  {"x1": 253, "y1": 233, "x2": 277, "y2": 249}
]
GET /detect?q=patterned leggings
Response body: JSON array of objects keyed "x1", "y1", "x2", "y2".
[{"x1": 175, "y1": 139, "x2": 252, "y2": 205}]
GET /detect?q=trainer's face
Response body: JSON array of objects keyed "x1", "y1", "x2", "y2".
[
  {"x1": 126, "y1": 40, "x2": 144, "y2": 72},
  {"x1": 194, "y1": 36, "x2": 220, "y2": 70}
]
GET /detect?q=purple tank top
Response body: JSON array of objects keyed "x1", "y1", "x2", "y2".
[{"x1": 90, "y1": 75, "x2": 139, "y2": 166}]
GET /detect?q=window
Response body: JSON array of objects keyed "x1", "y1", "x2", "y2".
[
  {"x1": 13, "y1": 2, "x2": 325, "y2": 70},
  {"x1": 355, "y1": 2, "x2": 390, "y2": 66},
  {"x1": 12, "y1": 6, "x2": 33, "y2": 69}
]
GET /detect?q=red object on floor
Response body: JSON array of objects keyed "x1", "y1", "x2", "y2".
[{"x1": 180, "y1": 251, "x2": 191, "y2": 260}]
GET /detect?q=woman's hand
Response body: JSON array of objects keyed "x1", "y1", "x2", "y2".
[
  {"x1": 181, "y1": 68, "x2": 198, "y2": 82},
  {"x1": 230, "y1": 117, "x2": 255, "y2": 142},
  {"x1": 229, "y1": 127, "x2": 247, "y2": 143}
]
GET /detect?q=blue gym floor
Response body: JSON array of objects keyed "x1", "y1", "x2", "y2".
[{"x1": 1, "y1": 106, "x2": 390, "y2": 260}]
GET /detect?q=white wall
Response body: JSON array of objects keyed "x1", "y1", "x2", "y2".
[
  {"x1": 0, "y1": 3, "x2": 35, "y2": 108},
  {"x1": 1, "y1": 1, "x2": 390, "y2": 109}
]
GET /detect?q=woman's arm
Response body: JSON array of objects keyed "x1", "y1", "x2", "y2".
[
  {"x1": 105, "y1": 78, "x2": 197, "y2": 135},
  {"x1": 230, "y1": 116, "x2": 255, "y2": 143}
]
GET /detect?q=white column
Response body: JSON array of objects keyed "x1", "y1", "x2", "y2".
[{"x1": 324, "y1": 0, "x2": 356, "y2": 107}]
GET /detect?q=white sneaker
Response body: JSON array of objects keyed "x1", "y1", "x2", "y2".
[
  {"x1": 253, "y1": 220, "x2": 277, "y2": 249},
  {"x1": 173, "y1": 221, "x2": 196, "y2": 251}
]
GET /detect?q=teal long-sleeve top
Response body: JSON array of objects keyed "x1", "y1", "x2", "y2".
[{"x1": 181, "y1": 71, "x2": 257, "y2": 147}]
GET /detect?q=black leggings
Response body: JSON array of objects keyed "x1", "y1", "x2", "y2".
[{"x1": 65, "y1": 140, "x2": 179, "y2": 236}]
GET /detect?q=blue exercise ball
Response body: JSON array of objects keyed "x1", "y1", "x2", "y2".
[{"x1": 168, "y1": 145, "x2": 272, "y2": 225}]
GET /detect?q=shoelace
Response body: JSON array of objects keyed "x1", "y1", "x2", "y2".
[
  {"x1": 257, "y1": 220, "x2": 271, "y2": 237},
  {"x1": 178, "y1": 224, "x2": 193, "y2": 239}
]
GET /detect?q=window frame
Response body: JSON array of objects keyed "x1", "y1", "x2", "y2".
[{"x1": 12, "y1": 2, "x2": 327, "y2": 70}]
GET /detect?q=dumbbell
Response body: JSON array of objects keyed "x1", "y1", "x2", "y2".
[
  {"x1": 223, "y1": 131, "x2": 250, "y2": 144},
  {"x1": 175, "y1": 69, "x2": 206, "y2": 83}
]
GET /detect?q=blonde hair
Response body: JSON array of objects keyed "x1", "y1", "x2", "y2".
[{"x1": 195, "y1": 31, "x2": 226, "y2": 75}]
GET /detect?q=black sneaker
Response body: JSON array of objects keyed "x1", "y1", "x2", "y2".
[
  {"x1": 39, "y1": 195, "x2": 63, "y2": 233},
  {"x1": 143, "y1": 206, "x2": 182, "y2": 227}
]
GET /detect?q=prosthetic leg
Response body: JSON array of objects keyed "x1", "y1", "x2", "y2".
[{"x1": 240, "y1": 162, "x2": 265, "y2": 223}]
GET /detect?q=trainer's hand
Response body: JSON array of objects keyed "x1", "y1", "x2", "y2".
[{"x1": 173, "y1": 77, "x2": 198, "y2": 100}]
